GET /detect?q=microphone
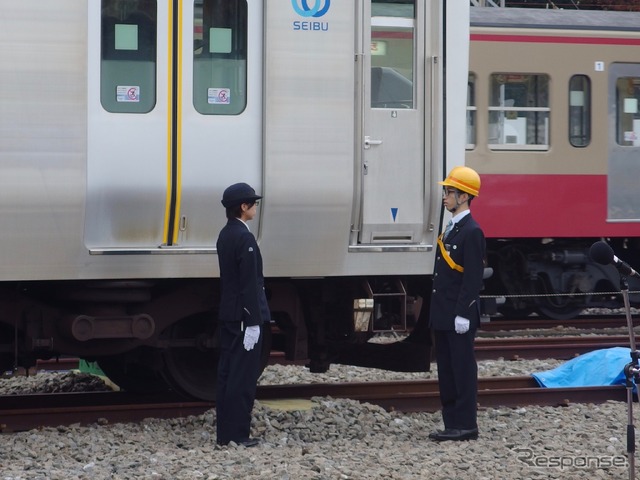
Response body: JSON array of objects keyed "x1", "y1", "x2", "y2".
[{"x1": 589, "y1": 241, "x2": 640, "y2": 278}]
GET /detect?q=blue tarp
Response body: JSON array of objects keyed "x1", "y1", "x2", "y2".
[{"x1": 532, "y1": 347, "x2": 635, "y2": 391}]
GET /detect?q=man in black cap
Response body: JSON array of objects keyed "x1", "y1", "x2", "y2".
[{"x1": 215, "y1": 182, "x2": 270, "y2": 447}]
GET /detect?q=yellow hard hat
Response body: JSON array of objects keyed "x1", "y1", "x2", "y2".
[{"x1": 438, "y1": 166, "x2": 481, "y2": 197}]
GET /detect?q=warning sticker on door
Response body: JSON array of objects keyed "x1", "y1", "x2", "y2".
[
  {"x1": 117, "y1": 86, "x2": 140, "y2": 103},
  {"x1": 208, "y1": 88, "x2": 231, "y2": 105}
]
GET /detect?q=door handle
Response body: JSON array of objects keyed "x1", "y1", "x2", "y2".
[{"x1": 364, "y1": 136, "x2": 383, "y2": 149}]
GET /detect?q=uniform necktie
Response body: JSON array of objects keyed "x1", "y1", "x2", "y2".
[{"x1": 443, "y1": 220, "x2": 453, "y2": 240}]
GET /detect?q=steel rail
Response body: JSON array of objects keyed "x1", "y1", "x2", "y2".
[
  {"x1": 474, "y1": 334, "x2": 632, "y2": 360},
  {"x1": 0, "y1": 377, "x2": 626, "y2": 433}
]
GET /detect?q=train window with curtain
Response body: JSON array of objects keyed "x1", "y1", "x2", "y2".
[
  {"x1": 615, "y1": 77, "x2": 640, "y2": 146},
  {"x1": 370, "y1": 0, "x2": 415, "y2": 109},
  {"x1": 193, "y1": 0, "x2": 248, "y2": 115},
  {"x1": 101, "y1": 0, "x2": 157, "y2": 113},
  {"x1": 466, "y1": 73, "x2": 476, "y2": 150},
  {"x1": 569, "y1": 75, "x2": 591, "y2": 147},
  {"x1": 488, "y1": 73, "x2": 550, "y2": 151}
]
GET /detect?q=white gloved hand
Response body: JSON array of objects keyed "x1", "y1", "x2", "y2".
[
  {"x1": 454, "y1": 316, "x2": 470, "y2": 334},
  {"x1": 243, "y1": 325, "x2": 261, "y2": 351}
]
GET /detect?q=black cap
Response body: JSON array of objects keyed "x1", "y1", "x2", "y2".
[{"x1": 221, "y1": 182, "x2": 262, "y2": 208}]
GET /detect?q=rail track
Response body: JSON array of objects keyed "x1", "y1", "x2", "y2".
[
  {"x1": 474, "y1": 335, "x2": 632, "y2": 360},
  {"x1": 0, "y1": 376, "x2": 627, "y2": 433},
  {"x1": 481, "y1": 315, "x2": 640, "y2": 331}
]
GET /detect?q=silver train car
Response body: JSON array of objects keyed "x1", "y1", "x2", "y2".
[{"x1": 0, "y1": 0, "x2": 469, "y2": 400}]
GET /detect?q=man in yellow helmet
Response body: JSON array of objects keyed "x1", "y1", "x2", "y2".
[{"x1": 429, "y1": 166, "x2": 485, "y2": 442}]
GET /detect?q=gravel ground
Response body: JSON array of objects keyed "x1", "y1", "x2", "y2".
[{"x1": 1, "y1": 358, "x2": 637, "y2": 479}]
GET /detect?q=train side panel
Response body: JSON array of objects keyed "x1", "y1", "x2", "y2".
[
  {"x1": 0, "y1": 0, "x2": 88, "y2": 279},
  {"x1": 0, "y1": 0, "x2": 462, "y2": 281},
  {"x1": 469, "y1": 24, "x2": 640, "y2": 239}
]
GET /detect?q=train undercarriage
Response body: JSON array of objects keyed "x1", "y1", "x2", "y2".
[
  {"x1": 0, "y1": 276, "x2": 433, "y2": 401},
  {"x1": 485, "y1": 237, "x2": 640, "y2": 320}
]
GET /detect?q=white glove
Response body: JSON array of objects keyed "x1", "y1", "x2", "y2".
[
  {"x1": 243, "y1": 325, "x2": 261, "y2": 351},
  {"x1": 454, "y1": 316, "x2": 470, "y2": 334}
]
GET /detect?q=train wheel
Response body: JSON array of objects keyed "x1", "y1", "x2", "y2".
[
  {"x1": 161, "y1": 314, "x2": 273, "y2": 401},
  {"x1": 162, "y1": 312, "x2": 218, "y2": 401},
  {"x1": 97, "y1": 347, "x2": 170, "y2": 394}
]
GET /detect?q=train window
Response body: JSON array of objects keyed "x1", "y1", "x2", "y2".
[
  {"x1": 615, "y1": 77, "x2": 640, "y2": 146},
  {"x1": 193, "y1": 0, "x2": 248, "y2": 115},
  {"x1": 101, "y1": 0, "x2": 157, "y2": 113},
  {"x1": 488, "y1": 74, "x2": 550, "y2": 151},
  {"x1": 466, "y1": 74, "x2": 477, "y2": 150},
  {"x1": 371, "y1": 0, "x2": 415, "y2": 109},
  {"x1": 569, "y1": 75, "x2": 591, "y2": 148}
]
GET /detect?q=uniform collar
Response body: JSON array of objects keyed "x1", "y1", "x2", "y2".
[
  {"x1": 231, "y1": 217, "x2": 250, "y2": 230},
  {"x1": 450, "y1": 209, "x2": 470, "y2": 225}
]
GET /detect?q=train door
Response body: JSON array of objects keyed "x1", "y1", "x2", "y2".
[
  {"x1": 609, "y1": 63, "x2": 640, "y2": 221},
  {"x1": 86, "y1": 0, "x2": 262, "y2": 252},
  {"x1": 356, "y1": 0, "x2": 432, "y2": 245}
]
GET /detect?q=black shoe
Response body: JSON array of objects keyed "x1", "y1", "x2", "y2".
[
  {"x1": 428, "y1": 429, "x2": 451, "y2": 440},
  {"x1": 431, "y1": 428, "x2": 478, "y2": 441},
  {"x1": 238, "y1": 437, "x2": 261, "y2": 448},
  {"x1": 217, "y1": 437, "x2": 262, "y2": 447}
]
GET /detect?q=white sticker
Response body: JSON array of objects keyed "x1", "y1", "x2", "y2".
[
  {"x1": 208, "y1": 88, "x2": 231, "y2": 104},
  {"x1": 594, "y1": 61, "x2": 605, "y2": 72}
]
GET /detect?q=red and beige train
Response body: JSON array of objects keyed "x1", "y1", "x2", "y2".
[{"x1": 468, "y1": 7, "x2": 640, "y2": 319}]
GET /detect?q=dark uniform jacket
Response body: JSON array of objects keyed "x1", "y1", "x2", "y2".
[
  {"x1": 429, "y1": 213, "x2": 486, "y2": 331},
  {"x1": 216, "y1": 218, "x2": 269, "y2": 327}
]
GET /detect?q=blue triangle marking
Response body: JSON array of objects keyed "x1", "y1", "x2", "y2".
[{"x1": 391, "y1": 208, "x2": 398, "y2": 222}]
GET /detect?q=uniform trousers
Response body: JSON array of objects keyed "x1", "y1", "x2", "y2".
[
  {"x1": 216, "y1": 321, "x2": 263, "y2": 444},
  {"x1": 434, "y1": 329, "x2": 478, "y2": 430}
]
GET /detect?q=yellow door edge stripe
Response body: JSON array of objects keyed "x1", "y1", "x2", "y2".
[
  {"x1": 172, "y1": 1, "x2": 183, "y2": 245},
  {"x1": 162, "y1": 0, "x2": 174, "y2": 242},
  {"x1": 162, "y1": 0, "x2": 183, "y2": 245}
]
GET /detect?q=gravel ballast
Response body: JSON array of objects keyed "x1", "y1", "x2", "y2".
[{"x1": 0, "y1": 359, "x2": 636, "y2": 479}]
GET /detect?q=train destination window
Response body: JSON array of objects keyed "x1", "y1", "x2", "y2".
[
  {"x1": 101, "y1": 0, "x2": 157, "y2": 113},
  {"x1": 569, "y1": 75, "x2": 591, "y2": 148},
  {"x1": 615, "y1": 77, "x2": 640, "y2": 147},
  {"x1": 488, "y1": 73, "x2": 550, "y2": 151},
  {"x1": 466, "y1": 73, "x2": 477, "y2": 149},
  {"x1": 193, "y1": 0, "x2": 248, "y2": 115},
  {"x1": 371, "y1": 0, "x2": 415, "y2": 109}
]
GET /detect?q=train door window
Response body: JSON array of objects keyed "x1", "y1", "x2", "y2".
[
  {"x1": 488, "y1": 73, "x2": 549, "y2": 151},
  {"x1": 193, "y1": 0, "x2": 248, "y2": 115},
  {"x1": 569, "y1": 75, "x2": 591, "y2": 148},
  {"x1": 466, "y1": 73, "x2": 476, "y2": 149},
  {"x1": 101, "y1": 0, "x2": 157, "y2": 113},
  {"x1": 371, "y1": 0, "x2": 415, "y2": 109},
  {"x1": 615, "y1": 77, "x2": 640, "y2": 146}
]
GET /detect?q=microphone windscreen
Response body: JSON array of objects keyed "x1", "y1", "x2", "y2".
[{"x1": 589, "y1": 241, "x2": 614, "y2": 265}]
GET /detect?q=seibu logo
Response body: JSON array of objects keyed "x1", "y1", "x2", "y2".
[{"x1": 291, "y1": 0, "x2": 330, "y2": 31}]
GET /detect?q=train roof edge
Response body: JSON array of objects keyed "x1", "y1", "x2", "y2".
[{"x1": 470, "y1": 6, "x2": 640, "y2": 32}]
